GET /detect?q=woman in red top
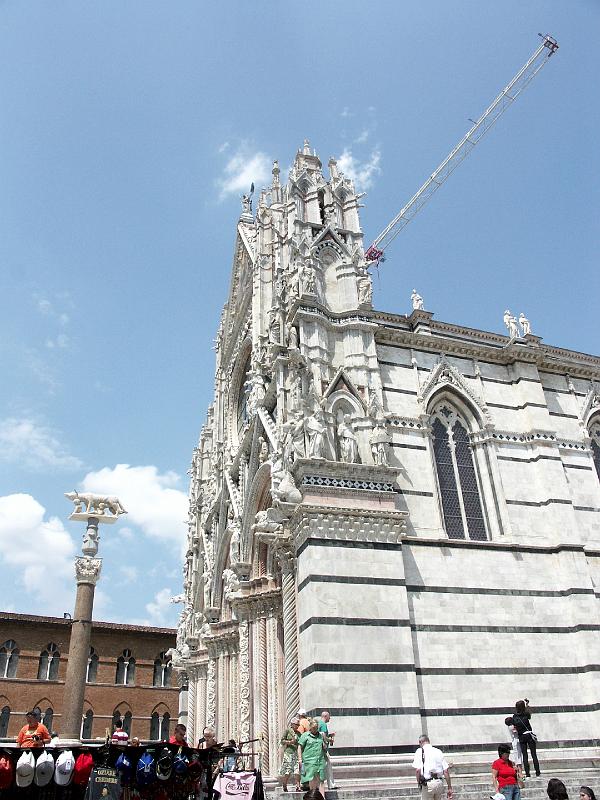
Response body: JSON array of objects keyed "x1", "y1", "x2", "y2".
[{"x1": 492, "y1": 744, "x2": 522, "y2": 800}]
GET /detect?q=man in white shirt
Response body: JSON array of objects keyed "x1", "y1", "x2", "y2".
[{"x1": 412, "y1": 735, "x2": 453, "y2": 800}]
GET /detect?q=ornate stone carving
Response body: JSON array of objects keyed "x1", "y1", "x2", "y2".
[
  {"x1": 206, "y1": 657, "x2": 217, "y2": 728},
  {"x1": 370, "y1": 424, "x2": 391, "y2": 466},
  {"x1": 411, "y1": 288, "x2": 424, "y2": 310},
  {"x1": 417, "y1": 356, "x2": 491, "y2": 424},
  {"x1": 503, "y1": 309, "x2": 519, "y2": 338},
  {"x1": 519, "y1": 312, "x2": 532, "y2": 336},
  {"x1": 337, "y1": 414, "x2": 360, "y2": 463},
  {"x1": 65, "y1": 491, "x2": 127, "y2": 519},
  {"x1": 357, "y1": 273, "x2": 373, "y2": 306},
  {"x1": 222, "y1": 567, "x2": 241, "y2": 600},
  {"x1": 306, "y1": 405, "x2": 328, "y2": 459},
  {"x1": 238, "y1": 619, "x2": 251, "y2": 742},
  {"x1": 75, "y1": 556, "x2": 102, "y2": 585}
]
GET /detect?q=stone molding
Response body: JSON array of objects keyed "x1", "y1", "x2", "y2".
[
  {"x1": 471, "y1": 427, "x2": 588, "y2": 452},
  {"x1": 74, "y1": 556, "x2": 102, "y2": 585},
  {"x1": 417, "y1": 357, "x2": 490, "y2": 423},
  {"x1": 231, "y1": 588, "x2": 283, "y2": 622},
  {"x1": 289, "y1": 504, "x2": 407, "y2": 548},
  {"x1": 292, "y1": 457, "x2": 400, "y2": 493}
]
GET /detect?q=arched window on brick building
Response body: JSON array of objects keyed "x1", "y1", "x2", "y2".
[
  {"x1": 0, "y1": 705, "x2": 9, "y2": 737},
  {"x1": 87, "y1": 647, "x2": 99, "y2": 683},
  {"x1": 0, "y1": 640, "x2": 19, "y2": 679},
  {"x1": 430, "y1": 400, "x2": 487, "y2": 541},
  {"x1": 160, "y1": 712, "x2": 170, "y2": 740},
  {"x1": 115, "y1": 650, "x2": 135, "y2": 685},
  {"x1": 43, "y1": 707, "x2": 53, "y2": 730},
  {"x1": 123, "y1": 711, "x2": 132, "y2": 735},
  {"x1": 37, "y1": 644, "x2": 60, "y2": 681},
  {"x1": 81, "y1": 709, "x2": 94, "y2": 739},
  {"x1": 150, "y1": 711, "x2": 160, "y2": 740},
  {"x1": 153, "y1": 652, "x2": 172, "y2": 688}
]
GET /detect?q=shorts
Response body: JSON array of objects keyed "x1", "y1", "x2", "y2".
[{"x1": 279, "y1": 751, "x2": 299, "y2": 776}]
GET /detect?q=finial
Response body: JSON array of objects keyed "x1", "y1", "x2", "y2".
[
  {"x1": 303, "y1": 139, "x2": 311, "y2": 155},
  {"x1": 328, "y1": 157, "x2": 339, "y2": 179},
  {"x1": 272, "y1": 160, "x2": 280, "y2": 187}
]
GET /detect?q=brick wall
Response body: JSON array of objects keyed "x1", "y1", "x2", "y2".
[{"x1": 0, "y1": 613, "x2": 179, "y2": 741}]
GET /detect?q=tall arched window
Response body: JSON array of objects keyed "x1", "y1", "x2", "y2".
[
  {"x1": 115, "y1": 650, "x2": 135, "y2": 685},
  {"x1": 150, "y1": 712, "x2": 159, "y2": 740},
  {"x1": 123, "y1": 711, "x2": 132, "y2": 735},
  {"x1": 81, "y1": 709, "x2": 94, "y2": 739},
  {"x1": 153, "y1": 652, "x2": 172, "y2": 688},
  {"x1": 112, "y1": 710, "x2": 122, "y2": 730},
  {"x1": 43, "y1": 708, "x2": 53, "y2": 730},
  {"x1": 37, "y1": 644, "x2": 60, "y2": 681},
  {"x1": 589, "y1": 420, "x2": 600, "y2": 481},
  {"x1": 0, "y1": 706, "x2": 9, "y2": 737},
  {"x1": 86, "y1": 647, "x2": 99, "y2": 683},
  {"x1": 431, "y1": 402, "x2": 487, "y2": 541},
  {"x1": 0, "y1": 640, "x2": 19, "y2": 678},
  {"x1": 160, "y1": 712, "x2": 170, "y2": 740}
]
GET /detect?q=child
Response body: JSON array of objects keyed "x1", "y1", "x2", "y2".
[{"x1": 504, "y1": 717, "x2": 523, "y2": 777}]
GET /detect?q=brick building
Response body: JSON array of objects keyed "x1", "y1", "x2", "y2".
[{"x1": 0, "y1": 612, "x2": 179, "y2": 741}]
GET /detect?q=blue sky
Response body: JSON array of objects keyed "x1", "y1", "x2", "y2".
[{"x1": 0, "y1": 1, "x2": 598, "y2": 627}]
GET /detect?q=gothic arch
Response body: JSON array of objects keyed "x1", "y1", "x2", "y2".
[
  {"x1": 227, "y1": 339, "x2": 253, "y2": 447},
  {"x1": 240, "y1": 462, "x2": 272, "y2": 563},
  {"x1": 419, "y1": 358, "x2": 490, "y2": 426},
  {"x1": 150, "y1": 701, "x2": 170, "y2": 715},
  {"x1": 426, "y1": 386, "x2": 483, "y2": 433}
]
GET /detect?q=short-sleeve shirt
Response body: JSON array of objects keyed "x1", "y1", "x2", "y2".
[
  {"x1": 298, "y1": 731, "x2": 325, "y2": 769},
  {"x1": 492, "y1": 758, "x2": 518, "y2": 788},
  {"x1": 111, "y1": 729, "x2": 129, "y2": 746},
  {"x1": 17, "y1": 723, "x2": 50, "y2": 748},
  {"x1": 412, "y1": 745, "x2": 449, "y2": 779},
  {"x1": 280, "y1": 727, "x2": 298, "y2": 755}
]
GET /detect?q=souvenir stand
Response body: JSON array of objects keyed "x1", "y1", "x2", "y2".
[{"x1": 0, "y1": 740, "x2": 264, "y2": 800}]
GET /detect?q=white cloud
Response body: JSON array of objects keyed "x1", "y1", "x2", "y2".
[
  {"x1": 79, "y1": 464, "x2": 188, "y2": 547},
  {"x1": 120, "y1": 565, "x2": 138, "y2": 582},
  {"x1": 0, "y1": 417, "x2": 82, "y2": 471},
  {"x1": 217, "y1": 142, "x2": 271, "y2": 200},
  {"x1": 218, "y1": 141, "x2": 230, "y2": 154},
  {"x1": 145, "y1": 587, "x2": 176, "y2": 627},
  {"x1": 337, "y1": 147, "x2": 381, "y2": 191},
  {"x1": 354, "y1": 129, "x2": 370, "y2": 144},
  {"x1": 0, "y1": 493, "x2": 76, "y2": 589},
  {"x1": 45, "y1": 334, "x2": 70, "y2": 349}
]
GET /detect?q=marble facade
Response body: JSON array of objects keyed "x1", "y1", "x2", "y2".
[{"x1": 172, "y1": 141, "x2": 600, "y2": 770}]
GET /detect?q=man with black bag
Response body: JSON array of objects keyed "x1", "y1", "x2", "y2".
[
  {"x1": 412, "y1": 735, "x2": 453, "y2": 800},
  {"x1": 513, "y1": 699, "x2": 540, "y2": 778}
]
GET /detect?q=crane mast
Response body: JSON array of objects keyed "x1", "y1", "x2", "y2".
[{"x1": 365, "y1": 34, "x2": 559, "y2": 266}]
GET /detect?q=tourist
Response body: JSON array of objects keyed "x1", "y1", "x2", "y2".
[
  {"x1": 130, "y1": 737, "x2": 141, "y2": 747},
  {"x1": 412, "y1": 734, "x2": 453, "y2": 800},
  {"x1": 492, "y1": 743, "x2": 521, "y2": 800},
  {"x1": 547, "y1": 779, "x2": 569, "y2": 800},
  {"x1": 169, "y1": 723, "x2": 187, "y2": 745},
  {"x1": 297, "y1": 709, "x2": 310, "y2": 734},
  {"x1": 297, "y1": 718, "x2": 326, "y2": 797},
  {"x1": 504, "y1": 717, "x2": 523, "y2": 774},
  {"x1": 513, "y1": 699, "x2": 540, "y2": 778},
  {"x1": 111, "y1": 719, "x2": 129, "y2": 746},
  {"x1": 199, "y1": 726, "x2": 218, "y2": 749},
  {"x1": 580, "y1": 787, "x2": 596, "y2": 800},
  {"x1": 318, "y1": 711, "x2": 337, "y2": 790},
  {"x1": 279, "y1": 718, "x2": 301, "y2": 792},
  {"x1": 16, "y1": 710, "x2": 51, "y2": 748}
]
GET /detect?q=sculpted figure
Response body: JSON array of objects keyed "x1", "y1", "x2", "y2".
[
  {"x1": 289, "y1": 373, "x2": 303, "y2": 410},
  {"x1": 287, "y1": 324, "x2": 299, "y2": 351},
  {"x1": 337, "y1": 414, "x2": 359, "y2": 463},
  {"x1": 504, "y1": 309, "x2": 519, "y2": 339},
  {"x1": 241, "y1": 193, "x2": 252, "y2": 214},
  {"x1": 306, "y1": 405, "x2": 328, "y2": 459},
  {"x1": 519, "y1": 312, "x2": 531, "y2": 336},
  {"x1": 258, "y1": 437, "x2": 269, "y2": 463},
  {"x1": 411, "y1": 288, "x2": 424, "y2": 310},
  {"x1": 301, "y1": 263, "x2": 316, "y2": 295},
  {"x1": 229, "y1": 520, "x2": 241, "y2": 564},
  {"x1": 367, "y1": 386, "x2": 384, "y2": 424},
  {"x1": 357, "y1": 276, "x2": 373, "y2": 306},
  {"x1": 222, "y1": 567, "x2": 240, "y2": 600}
]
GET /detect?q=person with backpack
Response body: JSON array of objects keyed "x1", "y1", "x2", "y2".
[{"x1": 512, "y1": 699, "x2": 540, "y2": 778}]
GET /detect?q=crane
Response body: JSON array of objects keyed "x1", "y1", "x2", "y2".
[{"x1": 364, "y1": 34, "x2": 559, "y2": 267}]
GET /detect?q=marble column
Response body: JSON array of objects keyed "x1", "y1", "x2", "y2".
[
  {"x1": 278, "y1": 549, "x2": 300, "y2": 720},
  {"x1": 266, "y1": 613, "x2": 282, "y2": 773},
  {"x1": 258, "y1": 617, "x2": 270, "y2": 773},
  {"x1": 196, "y1": 664, "x2": 208, "y2": 742},
  {"x1": 61, "y1": 547, "x2": 102, "y2": 739},
  {"x1": 238, "y1": 619, "x2": 251, "y2": 743},
  {"x1": 186, "y1": 668, "x2": 196, "y2": 741},
  {"x1": 206, "y1": 656, "x2": 217, "y2": 729}
]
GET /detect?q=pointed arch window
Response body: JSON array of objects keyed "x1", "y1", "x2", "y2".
[
  {"x1": 37, "y1": 643, "x2": 60, "y2": 681},
  {"x1": 150, "y1": 711, "x2": 159, "y2": 740},
  {"x1": 81, "y1": 710, "x2": 94, "y2": 739},
  {"x1": 123, "y1": 711, "x2": 132, "y2": 735},
  {"x1": 160, "y1": 712, "x2": 170, "y2": 740},
  {"x1": 0, "y1": 640, "x2": 19, "y2": 678},
  {"x1": 86, "y1": 647, "x2": 99, "y2": 683},
  {"x1": 431, "y1": 403, "x2": 487, "y2": 541},
  {"x1": 153, "y1": 652, "x2": 172, "y2": 688},
  {"x1": 590, "y1": 420, "x2": 600, "y2": 482},
  {"x1": 115, "y1": 650, "x2": 135, "y2": 685},
  {"x1": 43, "y1": 707, "x2": 53, "y2": 730},
  {"x1": 0, "y1": 706, "x2": 9, "y2": 737}
]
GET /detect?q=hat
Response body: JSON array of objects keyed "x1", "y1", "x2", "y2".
[
  {"x1": 136, "y1": 751, "x2": 156, "y2": 786},
  {"x1": 73, "y1": 752, "x2": 94, "y2": 786},
  {"x1": 290, "y1": 717, "x2": 300, "y2": 724},
  {"x1": 156, "y1": 748, "x2": 172, "y2": 781},
  {"x1": 54, "y1": 750, "x2": 75, "y2": 786},
  {"x1": 15, "y1": 751, "x2": 35, "y2": 788},
  {"x1": 115, "y1": 752, "x2": 133, "y2": 785},
  {"x1": 298, "y1": 708, "x2": 307, "y2": 716},
  {"x1": 0, "y1": 755, "x2": 13, "y2": 790},
  {"x1": 35, "y1": 751, "x2": 55, "y2": 787}
]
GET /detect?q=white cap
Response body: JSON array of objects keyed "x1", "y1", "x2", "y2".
[
  {"x1": 15, "y1": 751, "x2": 35, "y2": 788},
  {"x1": 35, "y1": 751, "x2": 55, "y2": 787},
  {"x1": 55, "y1": 750, "x2": 75, "y2": 786},
  {"x1": 298, "y1": 708, "x2": 307, "y2": 715}
]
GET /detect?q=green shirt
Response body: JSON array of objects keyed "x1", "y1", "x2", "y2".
[
  {"x1": 298, "y1": 731, "x2": 325, "y2": 769},
  {"x1": 280, "y1": 727, "x2": 298, "y2": 755}
]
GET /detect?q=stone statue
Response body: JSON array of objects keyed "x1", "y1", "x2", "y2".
[
  {"x1": 370, "y1": 425, "x2": 391, "y2": 467},
  {"x1": 229, "y1": 521, "x2": 241, "y2": 564},
  {"x1": 306, "y1": 405, "x2": 328, "y2": 459},
  {"x1": 519, "y1": 312, "x2": 531, "y2": 336},
  {"x1": 287, "y1": 325, "x2": 299, "y2": 351},
  {"x1": 65, "y1": 491, "x2": 127, "y2": 517},
  {"x1": 81, "y1": 526, "x2": 100, "y2": 556},
  {"x1": 289, "y1": 373, "x2": 303, "y2": 410},
  {"x1": 222, "y1": 567, "x2": 240, "y2": 600},
  {"x1": 246, "y1": 370, "x2": 266, "y2": 412},
  {"x1": 241, "y1": 193, "x2": 252, "y2": 214},
  {"x1": 357, "y1": 276, "x2": 373, "y2": 306},
  {"x1": 258, "y1": 437, "x2": 269, "y2": 463},
  {"x1": 504, "y1": 309, "x2": 519, "y2": 339},
  {"x1": 337, "y1": 414, "x2": 359, "y2": 463},
  {"x1": 301, "y1": 263, "x2": 316, "y2": 295},
  {"x1": 411, "y1": 288, "x2": 424, "y2": 310},
  {"x1": 367, "y1": 386, "x2": 384, "y2": 424},
  {"x1": 271, "y1": 468, "x2": 302, "y2": 504},
  {"x1": 202, "y1": 563, "x2": 213, "y2": 609}
]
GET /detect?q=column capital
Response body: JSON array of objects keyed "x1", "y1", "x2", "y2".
[{"x1": 74, "y1": 556, "x2": 102, "y2": 585}]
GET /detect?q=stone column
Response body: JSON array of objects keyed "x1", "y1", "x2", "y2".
[
  {"x1": 266, "y1": 613, "x2": 281, "y2": 773},
  {"x1": 196, "y1": 664, "x2": 208, "y2": 742},
  {"x1": 206, "y1": 656, "x2": 217, "y2": 729},
  {"x1": 278, "y1": 548, "x2": 300, "y2": 721},
  {"x1": 258, "y1": 617, "x2": 269, "y2": 773},
  {"x1": 185, "y1": 668, "x2": 196, "y2": 739},
  {"x1": 238, "y1": 619, "x2": 251, "y2": 743},
  {"x1": 61, "y1": 526, "x2": 102, "y2": 738}
]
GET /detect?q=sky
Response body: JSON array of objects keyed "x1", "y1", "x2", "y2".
[{"x1": 0, "y1": 1, "x2": 598, "y2": 628}]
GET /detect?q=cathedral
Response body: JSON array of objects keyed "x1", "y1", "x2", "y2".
[{"x1": 172, "y1": 140, "x2": 600, "y2": 772}]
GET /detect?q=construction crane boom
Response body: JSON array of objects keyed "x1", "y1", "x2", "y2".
[{"x1": 365, "y1": 34, "x2": 558, "y2": 266}]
